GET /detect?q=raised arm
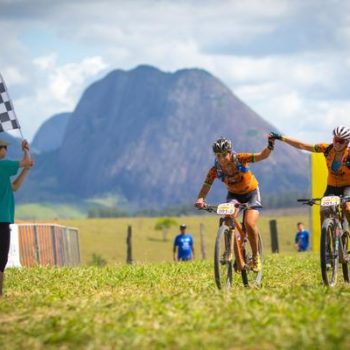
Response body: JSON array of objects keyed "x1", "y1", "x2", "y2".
[
  {"x1": 13, "y1": 140, "x2": 33, "y2": 191},
  {"x1": 251, "y1": 135, "x2": 275, "y2": 162},
  {"x1": 19, "y1": 139, "x2": 33, "y2": 168},
  {"x1": 269, "y1": 131, "x2": 314, "y2": 152}
]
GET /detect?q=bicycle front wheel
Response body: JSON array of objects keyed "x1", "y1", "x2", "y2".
[
  {"x1": 214, "y1": 225, "x2": 233, "y2": 290},
  {"x1": 341, "y1": 232, "x2": 349, "y2": 283},
  {"x1": 320, "y1": 218, "x2": 339, "y2": 287}
]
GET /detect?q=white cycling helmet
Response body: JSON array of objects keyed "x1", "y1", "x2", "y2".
[{"x1": 333, "y1": 125, "x2": 350, "y2": 141}]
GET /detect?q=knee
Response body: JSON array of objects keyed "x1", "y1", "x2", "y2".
[
  {"x1": 345, "y1": 202, "x2": 350, "y2": 213},
  {"x1": 244, "y1": 220, "x2": 257, "y2": 232}
]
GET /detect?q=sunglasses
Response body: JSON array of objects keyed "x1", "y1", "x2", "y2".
[
  {"x1": 0, "y1": 145, "x2": 7, "y2": 150},
  {"x1": 333, "y1": 137, "x2": 348, "y2": 145},
  {"x1": 215, "y1": 151, "x2": 230, "y2": 157}
]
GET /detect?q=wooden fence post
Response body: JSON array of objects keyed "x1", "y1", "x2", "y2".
[
  {"x1": 269, "y1": 219, "x2": 279, "y2": 253},
  {"x1": 126, "y1": 225, "x2": 133, "y2": 264},
  {"x1": 199, "y1": 223, "x2": 207, "y2": 260},
  {"x1": 50, "y1": 225, "x2": 58, "y2": 265},
  {"x1": 33, "y1": 225, "x2": 40, "y2": 264}
]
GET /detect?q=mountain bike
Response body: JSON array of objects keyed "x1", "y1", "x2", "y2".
[
  {"x1": 199, "y1": 202, "x2": 263, "y2": 289},
  {"x1": 298, "y1": 195, "x2": 350, "y2": 286}
]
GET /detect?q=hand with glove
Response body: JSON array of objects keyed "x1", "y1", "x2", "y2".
[
  {"x1": 269, "y1": 131, "x2": 283, "y2": 141},
  {"x1": 267, "y1": 135, "x2": 275, "y2": 150}
]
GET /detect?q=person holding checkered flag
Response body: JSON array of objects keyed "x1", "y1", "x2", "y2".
[{"x1": 0, "y1": 73, "x2": 34, "y2": 297}]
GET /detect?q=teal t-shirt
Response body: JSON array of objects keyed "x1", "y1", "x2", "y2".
[{"x1": 0, "y1": 160, "x2": 20, "y2": 223}]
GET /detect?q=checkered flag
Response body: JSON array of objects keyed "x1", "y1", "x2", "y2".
[{"x1": 0, "y1": 73, "x2": 20, "y2": 133}]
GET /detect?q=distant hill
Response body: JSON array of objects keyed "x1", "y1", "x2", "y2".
[
  {"x1": 31, "y1": 112, "x2": 71, "y2": 153},
  {"x1": 19, "y1": 65, "x2": 309, "y2": 208}
]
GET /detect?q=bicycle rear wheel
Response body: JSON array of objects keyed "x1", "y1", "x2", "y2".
[
  {"x1": 214, "y1": 225, "x2": 233, "y2": 290},
  {"x1": 241, "y1": 230, "x2": 263, "y2": 287},
  {"x1": 320, "y1": 218, "x2": 339, "y2": 286}
]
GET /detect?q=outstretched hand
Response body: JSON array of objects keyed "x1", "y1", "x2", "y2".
[
  {"x1": 267, "y1": 135, "x2": 275, "y2": 150},
  {"x1": 269, "y1": 131, "x2": 283, "y2": 140},
  {"x1": 21, "y1": 139, "x2": 30, "y2": 152}
]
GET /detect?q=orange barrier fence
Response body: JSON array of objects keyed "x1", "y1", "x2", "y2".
[{"x1": 15, "y1": 224, "x2": 80, "y2": 267}]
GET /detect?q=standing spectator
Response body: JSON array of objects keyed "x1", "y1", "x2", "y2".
[
  {"x1": 0, "y1": 139, "x2": 33, "y2": 297},
  {"x1": 173, "y1": 224, "x2": 195, "y2": 262},
  {"x1": 294, "y1": 222, "x2": 310, "y2": 252}
]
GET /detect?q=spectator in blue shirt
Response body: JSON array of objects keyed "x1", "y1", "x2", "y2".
[
  {"x1": 295, "y1": 222, "x2": 310, "y2": 252},
  {"x1": 173, "y1": 224, "x2": 195, "y2": 261}
]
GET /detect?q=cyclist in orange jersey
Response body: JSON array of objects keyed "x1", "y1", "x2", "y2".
[
  {"x1": 195, "y1": 135, "x2": 275, "y2": 272},
  {"x1": 270, "y1": 125, "x2": 350, "y2": 226}
]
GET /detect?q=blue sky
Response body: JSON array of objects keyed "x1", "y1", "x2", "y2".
[{"x1": 1, "y1": 0, "x2": 350, "y2": 142}]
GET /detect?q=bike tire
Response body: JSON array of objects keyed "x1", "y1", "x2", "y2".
[
  {"x1": 341, "y1": 232, "x2": 349, "y2": 283},
  {"x1": 214, "y1": 225, "x2": 233, "y2": 290},
  {"x1": 320, "y1": 218, "x2": 339, "y2": 287},
  {"x1": 241, "y1": 231, "x2": 263, "y2": 287}
]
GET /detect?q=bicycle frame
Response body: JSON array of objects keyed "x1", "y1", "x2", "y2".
[
  {"x1": 320, "y1": 196, "x2": 349, "y2": 263},
  {"x1": 218, "y1": 215, "x2": 246, "y2": 270},
  {"x1": 207, "y1": 202, "x2": 251, "y2": 271}
]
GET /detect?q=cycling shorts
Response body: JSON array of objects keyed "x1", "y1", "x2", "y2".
[
  {"x1": 324, "y1": 185, "x2": 350, "y2": 197},
  {"x1": 226, "y1": 187, "x2": 262, "y2": 210}
]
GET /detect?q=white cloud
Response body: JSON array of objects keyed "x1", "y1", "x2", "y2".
[
  {"x1": 33, "y1": 54, "x2": 56, "y2": 70},
  {"x1": 12, "y1": 55, "x2": 109, "y2": 140}
]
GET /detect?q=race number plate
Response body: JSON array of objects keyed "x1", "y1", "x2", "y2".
[
  {"x1": 217, "y1": 203, "x2": 236, "y2": 215},
  {"x1": 321, "y1": 196, "x2": 341, "y2": 207}
]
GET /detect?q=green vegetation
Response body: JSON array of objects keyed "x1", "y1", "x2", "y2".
[
  {"x1": 154, "y1": 217, "x2": 178, "y2": 241},
  {"x1": 16, "y1": 203, "x2": 85, "y2": 220},
  {"x1": 88, "y1": 253, "x2": 107, "y2": 267},
  {"x1": 1, "y1": 254, "x2": 350, "y2": 349}
]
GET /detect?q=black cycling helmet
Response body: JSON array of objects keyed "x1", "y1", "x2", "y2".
[{"x1": 212, "y1": 137, "x2": 232, "y2": 153}]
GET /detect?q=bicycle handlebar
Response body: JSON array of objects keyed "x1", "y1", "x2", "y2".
[
  {"x1": 196, "y1": 202, "x2": 252, "y2": 213},
  {"x1": 297, "y1": 195, "x2": 350, "y2": 206},
  {"x1": 297, "y1": 198, "x2": 321, "y2": 206}
]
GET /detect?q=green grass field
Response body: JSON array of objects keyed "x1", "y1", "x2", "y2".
[{"x1": 1, "y1": 254, "x2": 350, "y2": 349}]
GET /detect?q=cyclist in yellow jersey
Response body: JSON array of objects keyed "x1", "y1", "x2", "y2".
[
  {"x1": 195, "y1": 136, "x2": 275, "y2": 272},
  {"x1": 270, "y1": 126, "x2": 350, "y2": 226}
]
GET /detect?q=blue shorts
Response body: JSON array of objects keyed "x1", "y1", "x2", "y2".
[{"x1": 324, "y1": 185, "x2": 350, "y2": 197}]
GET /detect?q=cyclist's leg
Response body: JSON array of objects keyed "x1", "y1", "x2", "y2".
[
  {"x1": 241, "y1": 187, "x2": 262, "y2": 255},
  {"x1": 343, "y1": 186, "x2": 350, "y2": 226},
  {"x1": 244, "y1": 209, "x2": 259, "y2": 257}
]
